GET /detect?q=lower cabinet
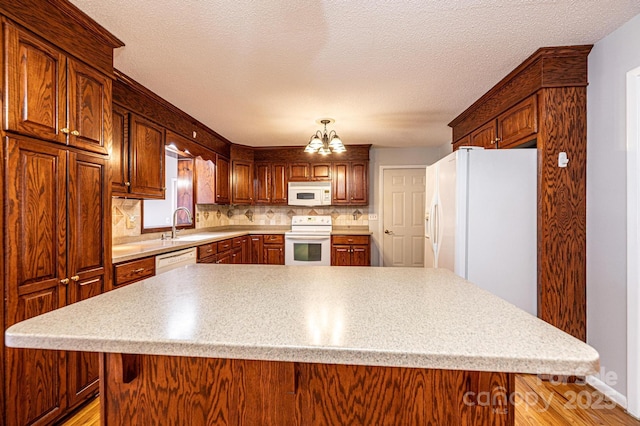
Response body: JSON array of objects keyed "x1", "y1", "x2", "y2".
[
  {"x1": 114, "y1": 257, "x2": 156, "y2": 287},
  {"x1": 331, "y1": 235, "x2": 371, "y2": 266},
  {"x1": 263, "y1": 235, "x2": 285, "y2": 265}
]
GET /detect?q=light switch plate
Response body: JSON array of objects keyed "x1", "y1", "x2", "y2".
[{"x1": 368, "y1": 214, "x2": 378, "y2": 220}]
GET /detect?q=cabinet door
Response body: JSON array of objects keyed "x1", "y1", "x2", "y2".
[
  {"x1": 263, "y1": 245, "x2": 284, "y2": 265},
  {"x1": 232, "y1": 160, "x2": 254, "y2": 204},
  {"x1": 349, "y1": 162, "x2": 368, "y2": 205},
  {"x1": 241, "y1": 237, "x2": 251, "y2": 264},
  {"x1": 231, "y1": 247, "x2": 243, "y2": 264},
  {"x1": 331, "y1": 245, "x2": 351, "y2": 266},
  {"x1": 111, "y1": 105, "x2": 129, "y2": 195},
  {"x1": 195, "y1": 157, "x2": 216, "y2": 204},
  {"x1": 5, "y1": 137, "x2": 68, "y2": 425},
  {"x1": 67, "y1": 58, "x2": 111, "y2": 155},
  {"x1": 351, "y1": 244, "x2": 370, "y2": 266},
  {"x1": 254, "y1": 162, "x2": 271, "y2": 204},
  {"x1": 497, "y1": 95, "x2": 538, "y2": 149},
  {"x1": 470, "y1": 121, "x2": 497, "y2": 149},
  {"x1": 271, "y1": 163, "x2": 288, "y2": 204},
  {"x1": 452, "y1": 134, "x2": 471, "y2": 152},
  {"x1": 217, "y1": 251, "x2": 232, "y2": 264},
  {"x1": 66, "y1": 152, "x2": 108, "y2": 407},
  {"x1": 4, "y1": 22, "x2": 67, "y2": 144},
  {"x1": 129, "y1": 114, "x2": 165, "y2": 198},
  {"x1": 216, "y1": 155, "x2": 230, "y2": 204},
  {"x1": 288, "y1": 162, "x2": 309, "y2": 181},
  {"x1": 332, "y1": 163, "x2": 349, "y2": 205},
  {"x1": 250, "y1": 235, "x2": 264, "y2": 264},
  {"x1": 310, "y1": 163, "x2": 331, "y2": 181}
]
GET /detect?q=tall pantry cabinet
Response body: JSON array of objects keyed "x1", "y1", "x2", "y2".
[{"x1": 0, "y1": 1, "x2": 123, "y2": 424}]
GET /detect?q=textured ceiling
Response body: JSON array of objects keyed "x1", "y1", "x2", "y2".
[{"x1": 71, "y1": 0, "x2": 640, "y2": 148}]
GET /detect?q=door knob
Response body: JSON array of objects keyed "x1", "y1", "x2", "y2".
[{"x1": 384, "y1": 230, "x2": 394, "y2": 235}]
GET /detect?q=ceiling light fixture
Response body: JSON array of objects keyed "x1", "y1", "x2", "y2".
[{"x1": 304, "y1": 119, "x2": 346, "y2": 155}]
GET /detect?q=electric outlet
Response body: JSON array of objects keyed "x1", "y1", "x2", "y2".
[{"x1": 368, "y1": 214, "x2": 378, "y2": 220}]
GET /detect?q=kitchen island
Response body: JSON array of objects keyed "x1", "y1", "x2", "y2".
[{"x1": 5, "y1": 266, "x2": 598, "y2": 425}]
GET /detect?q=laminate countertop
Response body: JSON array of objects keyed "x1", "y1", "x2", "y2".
[
  {"x1": 5, "y1": 265, "x2": 598, "y2": 376},
  {"x1": 112, "y1": 227, "x2": 371, "y2": 263}
]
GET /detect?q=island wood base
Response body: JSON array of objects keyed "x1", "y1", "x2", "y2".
[{"x1": 100, "y1": 353, "x2": 514, "y2": 425}]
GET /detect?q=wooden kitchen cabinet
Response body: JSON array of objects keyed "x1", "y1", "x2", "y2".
[
  {"x1": 255, "y1": 162, "x2": 288, "y2": 205},
  {"x1": 332, "y1": 161, "x2": 369, "y2": 205},
  {"x1": 111, "y1": 108, "x2": 166, "y2": 199},
  {"x1": 197, "y1": 242, "x2": 218, "y2": 263},
  {"x1": 310, "y1": 163, "x2": 332, "y2": 180},
  {"x1": 331, "y1": 235, "x2": 370, "y2": 266},
  {"x1": 288, "y1": 162, "x2": 310, "y2": 181},
  {"x1": 4, "y1": 136, "x2": 109, "y2": 424},
  {"x1": 241, "y1": 236, "x2": 251, "y2": 264},
  {"x1": 114, "y1": 257, "x2": 156, "y2": 286},
  {"x1": 470, "y1": 121, "x2": 498, "y2": 149},
  {"x1": 254, "y1": 162, "x2": 271, "y2": 204},
  {"x1": 216, "y1": 155, "x2": 231, "y2": 204},
  {"x1": 263, "y1": 234, "x2": 285, "y2": 265},
  {"x1": 496, "y1": 95, "x2": 538, "y2": 149},
  {"x1": 250, "y1": 235, "x2": 264, "y2": 264},
  {"x1": 4, "y1": 21, "x2": 111, "y2": 155},
  {"x1": 232, "y1": 160, "x2": 254, "y2": 204},
  {"x1": 195, "y1": 156, "x2": 216, "y2": 204}
]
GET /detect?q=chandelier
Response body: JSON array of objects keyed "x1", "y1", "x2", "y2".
[{"x1": 304, "y1": 119, "x2": 346, "y2": 155}]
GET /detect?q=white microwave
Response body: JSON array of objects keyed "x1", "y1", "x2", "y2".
[{"x1": 288, "y1": 182, "x2": 332, "y2": 206}]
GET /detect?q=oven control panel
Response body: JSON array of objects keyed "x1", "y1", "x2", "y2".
[{"x1": 291, "y1": 215, "x2": 332, "y2": 226}]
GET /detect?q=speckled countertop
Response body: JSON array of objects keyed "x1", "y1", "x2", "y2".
[
  {"x1": 113, "y1": 227, "x2": 371, "y2": 263},
  {"x1": 5, "y1": 266, "x2": 598, "y2": 376}
]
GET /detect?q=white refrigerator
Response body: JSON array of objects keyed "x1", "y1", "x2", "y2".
[{"x1": 425, "y1": 147, "x2": 537, "y2": 315}]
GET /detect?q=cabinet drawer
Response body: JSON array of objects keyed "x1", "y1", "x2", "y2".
[
  {"x1": 263, "y1": 234, "x2": 284, "y2": 244},
  {"x1": 197, "y1": 242, "x2": 218, "y2": 261},
  {"x1": 332, "y1": 235, "x2": 370, "y2": 245},
  {"x1": 217, "y1": 239, "x2": 232, "y2": 251},
  {"x1": 114, "y1": 256, "x2": 155, "y2": 287},
  {"x1": 232, "y1": 237, "x2": 243, "y2": 248}
]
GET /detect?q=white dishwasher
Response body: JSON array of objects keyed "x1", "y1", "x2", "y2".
[{"x1": 155, "y1": 247, "x2": 197, "y2": 275}]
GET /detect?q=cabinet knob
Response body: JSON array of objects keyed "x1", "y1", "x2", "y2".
[
  {"x1": 70, "y1": 275, "x2": 80, "y2": 282},
  {"x1": 71, "y1": 130, "x2": 80, "y2": 136},
  {"x1": 61, "y1": 128, "x2": 70, "y2": 134},
  {"x1": 60, "y1": 278, "x2": 70, "y2": 285},
  {"x1": 125, "y1": 181, "x2": 131, "y2": 187}
]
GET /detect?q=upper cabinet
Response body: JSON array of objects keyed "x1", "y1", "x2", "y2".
[
  {"x1": 332, "y1": 161, "x2": 368, "y2": 205},
  {"x1": 111, "y1": 107, "x2": 166, "y2": 199},
  {"x1": 232, "y1": 160, "x2": 254, "y2": 204},
  {"x1": 254, "y1": 162, "x2": 288, "y2": 205},
  {"x1": 4, "y1": 21, "x2": 111, "y2": 155},
  {"x1": 216, "y1": 155, "x2": 231, "y2": 204}
]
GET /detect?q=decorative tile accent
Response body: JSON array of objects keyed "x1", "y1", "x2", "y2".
[
  {"x1": 308, "y1": 209, "x2": 318, "y2": 216},
  {"x1": 266, "y1": 209, "x2": 275, "y2": 219},
  {"x1": 203, "y1": 211, "x2": 210, "y2": 220},
  {"x1": 330, "y1": 209, "x2": 340, "y2": 220},
  {"x1": 227, "y1": 209, "x2": 234, "y2": 218},
  {"x1": 216, "y1": 209, "x2": 222, "y2": 219},
  {"x1": 352, "y1": 209, "x2": 362, "y2": 220},
  {"x1": 245, "y1": 209, "x2": 254, "y2": 222},
  {"x1": 287, "y1": 209, "x2": 296, "y2": 218},
  {"x1": 112, "y1": 206, "x2": 124, "y2": 226}
]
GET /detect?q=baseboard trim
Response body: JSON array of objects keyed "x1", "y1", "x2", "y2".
[{"x1": 587, "y1": 375, "x2": 628, "y2": 409}]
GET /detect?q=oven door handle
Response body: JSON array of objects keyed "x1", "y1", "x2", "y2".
[{"x1": 285, "y1": 236, "x2": 331, "y2": 240}]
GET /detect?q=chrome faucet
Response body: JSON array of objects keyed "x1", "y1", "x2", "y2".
[{"x1": 172, "y1": 207, "x2": 193, "y2": 239}]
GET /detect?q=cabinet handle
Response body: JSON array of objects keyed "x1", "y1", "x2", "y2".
[
  {"x1": 70, "y1": 275, "x2": 80, "y2": 282},
  {"x1": 61, "y1": 128, "x2": 70, "y2": 134},
  {"x1": 60, "y1": 278, "x2": 70, "y2": 285},
  {"x1": 125, "y1": 181, "x2": 131, "y2": 187},
  {"x1": 133, "y1": 268, "x2": 145, "y2": 273},
  {"x1": 71, "y1": 130, "x2": 80, "y2": 136},
  {"x1": 207, "y1": 249, "x2": 213, "y2": 253}
]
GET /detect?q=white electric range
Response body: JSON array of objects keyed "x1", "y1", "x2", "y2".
[{"x1": 284, "y1": 215, "x2": 332, "y2": 266}]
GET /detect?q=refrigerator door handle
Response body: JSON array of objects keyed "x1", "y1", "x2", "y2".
[{"x1": 431, "y1": 199, "x2": 439, "y2": 267}]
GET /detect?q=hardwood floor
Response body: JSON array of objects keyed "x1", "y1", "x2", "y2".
[{"x1": 62, "y1": 375, "x2": 639, "y2": 425}]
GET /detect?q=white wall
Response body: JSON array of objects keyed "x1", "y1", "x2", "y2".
[
  {"x1": 587, "y1": 13, "x2": 640, "y2": 397},
  {"x1": 369, "y1": 144, "x2": 450, "y2": 266}
]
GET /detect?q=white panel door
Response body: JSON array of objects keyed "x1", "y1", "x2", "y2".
[{"x1": 382, "y1": 168, "x2": 426, "y2": 267}]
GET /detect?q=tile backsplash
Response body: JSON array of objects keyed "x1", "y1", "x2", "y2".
[{"x1": 112, "y1": 198, "x2": 369, "y2": 240}]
